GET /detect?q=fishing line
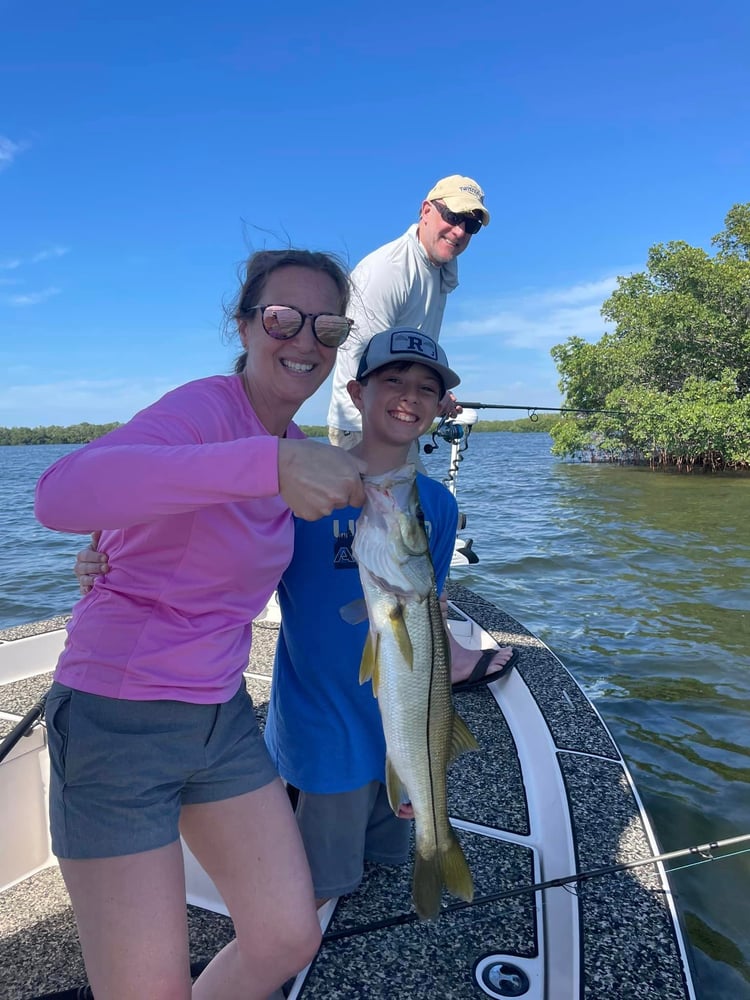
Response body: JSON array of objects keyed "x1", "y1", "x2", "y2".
[{"x1": 666, "y1": 846, "x2": 750, "y2": 874}]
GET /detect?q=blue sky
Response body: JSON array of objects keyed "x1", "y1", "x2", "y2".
[{"x1": 2, "y1": 0, "x2": 748, "y2": 428}]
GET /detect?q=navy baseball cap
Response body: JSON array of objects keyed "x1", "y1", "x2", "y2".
[{"x1": 355, "y1": 328, "x2": 461, "y2": 390}]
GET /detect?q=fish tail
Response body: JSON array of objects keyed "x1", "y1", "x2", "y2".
[
  {"x1": 412, "y1": 850, "x2": 443, "y2": 921},
  {"x1": 412, "y1": 833, "x2": 474, "y2": 920}
]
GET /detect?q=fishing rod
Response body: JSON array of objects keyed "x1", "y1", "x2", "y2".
[
  {"x1": 456, "y1": 401, "x2": 625, "y2": 417},
  {"x1": 425, "y1": 400, "x2": 624, "y2": 487},
  {"x1": 0, "y1": 692, "x2": 47, "y2": 765},
  {"x1": 425, "y1": 399, "x2": 622, "y2": 455},
  {"x1": 321, "y1": 832, "x2": 750, "y2": 942}
]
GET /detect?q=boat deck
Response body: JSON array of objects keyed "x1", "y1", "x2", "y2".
[{"x1": 0, "y1": 583, "x2": 695, "y2": 999}]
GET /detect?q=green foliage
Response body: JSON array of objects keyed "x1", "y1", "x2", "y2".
[
  {"x1": 471, "y1": 414, "x2": 560, "y2": 433},
  {"x1": 0, "y1": 422, "x2": 122, "y2": 446},
  {"x1": 297, "y1": 425, "x2": 328, "y2": 438},
  {"x1": 551, "y1": 204, "x2": 750, "y2": 471}
]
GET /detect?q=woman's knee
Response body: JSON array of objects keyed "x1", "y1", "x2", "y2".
[
  {"x1": 236, "y1": 913, "x2": 321, "y2": 981},
  {"x1": 295, "y1": 916, "x2": 323, "y2": 967},
  {"x1": 271, "y1": 907, "x2": 321, "y2": 968}
]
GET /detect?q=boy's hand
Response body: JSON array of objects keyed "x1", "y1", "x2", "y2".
[{"x1": 75, "y1": 531, "x2": 108, "y2": 594}]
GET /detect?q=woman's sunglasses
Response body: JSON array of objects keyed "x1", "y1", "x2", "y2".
[
  {"x1": 247, "y1": 305, "x2": 353, "y2": 348},
  {"x1": 430, "y1": 201, "x2": 483, "y2": 235}
]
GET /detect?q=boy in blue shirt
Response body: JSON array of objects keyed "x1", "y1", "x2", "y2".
[{"x1": 264, "y1": 328, "x2": 461, "y2": 902}]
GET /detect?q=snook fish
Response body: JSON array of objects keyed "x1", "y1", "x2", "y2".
[{"x1": 350, "y1": 464, "x2": 478, "y2": 920}]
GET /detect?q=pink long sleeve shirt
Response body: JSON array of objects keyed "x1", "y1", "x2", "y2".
[{"x1": 35, "y1": 375, "x2": 303, "y2": 703}]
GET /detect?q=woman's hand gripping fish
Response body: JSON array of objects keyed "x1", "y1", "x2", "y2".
[{"x1": 349, "y1": 464, "x2": 478, "y2": 920}]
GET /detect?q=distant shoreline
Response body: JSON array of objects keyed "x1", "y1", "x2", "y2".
[{"x1": 0, "y1": 415, "x2": 560, "y2": 446}]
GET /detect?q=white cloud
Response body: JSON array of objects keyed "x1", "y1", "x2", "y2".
[
  {"x1": 533, "y1": 277, "x2": 619, "y2": 307},
  {"x1": 446, "y1": 274, "x2": 621, "y2": 348},
  {"x1": 0, "y1": 247, "x2": 71, "y2": 303},
  {"x1": 431, "y1": 272, "x2": 632, "y2": 413},
  {"x1": 32, "y1": 246, "x2": 70, "y2": 263},
  {"x1": 0, "y1": 377, "x2": 183, "y2": 427},
  {"x1": 8, "y1": 287, "x2": 61, "y2": 306},
  {"x1": 0, "y1": 136, "x2": 27, "y2": 171}
]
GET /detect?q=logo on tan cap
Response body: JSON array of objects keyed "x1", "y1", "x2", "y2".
[{"x1": 425, "y1": 174, "x2": 490, "y2": 226}]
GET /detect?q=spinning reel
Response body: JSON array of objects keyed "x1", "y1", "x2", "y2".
[{"x1": 423, "y1": 408, "x2": 478, "y2": 454}]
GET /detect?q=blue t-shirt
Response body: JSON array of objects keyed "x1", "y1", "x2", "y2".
[{"x1": 264, "y1": 473, "x2": 458, "y2": 793}]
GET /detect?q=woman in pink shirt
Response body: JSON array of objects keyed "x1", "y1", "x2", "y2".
[{"x1": 34, "y1": 249, "x2": 365, "y2": 1000}]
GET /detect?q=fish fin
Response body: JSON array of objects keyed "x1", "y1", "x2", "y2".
[
  {"x1": 389, "y1": 602, "x2": 415, "y2": 667},
  {"x1": 440, "y1": 832, "x2": 474, "y2": 903},
  {"x1": 385, "y1": 757, "x2": 408, "y2": 814},
  {"x1": 371, "y1": 651, "x2": 380, "y2": 697},
  {"x1": 359, "y1": 632, "x2": 381, "y2": 696},
  {"x1": 412, "y1": 851, "x2": 443, "y2": 921},
  {"x1": 448, "y1": 711, "x2": 480, "y2": 763},
  {"x1": 340, "y1": 598, "x2": 369, "y2": 625}
]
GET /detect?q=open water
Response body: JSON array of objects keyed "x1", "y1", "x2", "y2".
[{"x1": 2, "y1": 435, "x2": 749, "y2": 998}]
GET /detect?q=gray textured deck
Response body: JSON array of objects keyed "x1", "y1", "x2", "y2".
[{"x1": 0, "y1": 591, "x2": 694, "y2": 999}]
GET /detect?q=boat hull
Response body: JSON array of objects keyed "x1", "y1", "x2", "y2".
[{"x1": 0, "y1": 588, "x2": 696, "y2": 1000}]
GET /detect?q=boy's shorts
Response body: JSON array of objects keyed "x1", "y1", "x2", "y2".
[
  {"x1": 327, "y1": 427, "x2": 363, "y2": 450},
  {"x1": 294, "y1": 780, "x2": 410, "y2": 899},
  {"x1": 46, "y1": 680, "x2": 277, "y2": 859}
]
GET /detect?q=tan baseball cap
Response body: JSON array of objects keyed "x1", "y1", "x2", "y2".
[{"x1": 425, "y1": 175, "x2": 490, "y2": 226}]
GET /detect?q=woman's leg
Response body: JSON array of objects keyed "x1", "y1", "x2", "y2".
[
  {"x1": 182, "y1": 777, "x2": 321, "y2": 1000},
  {"x1": 60, "y1": 840, "x2": 191, "y2": 1000}
]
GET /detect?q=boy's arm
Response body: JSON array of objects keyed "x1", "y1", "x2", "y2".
[{"x1": 422, "y1": 481, "x2": 459, "y2": 593}]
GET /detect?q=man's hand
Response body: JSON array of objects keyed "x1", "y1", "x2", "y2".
[{"x1": 438, "y1": 391, "x2": 462, "y2": 419}]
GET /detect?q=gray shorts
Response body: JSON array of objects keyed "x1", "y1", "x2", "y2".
[
  {"x1": 327, "y1": 427, "x2": 363, "y2": 450},
  {"x1": 46, "y1": 680, "x2": 277, "y2": 859},
  {"x1": 294, "y1": 780, "x2": 410, "y2": 898}
]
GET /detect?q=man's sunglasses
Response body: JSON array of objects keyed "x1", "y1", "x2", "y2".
[
  {"x1": 247, "y1": 305, "x2": 353, "y2": 348},
  {"x1": 431, "y1": 201, "x2": 483, "y2": 235}
]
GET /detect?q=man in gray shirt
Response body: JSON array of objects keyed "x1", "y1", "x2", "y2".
[
  {"x1": 327, "y1": 174, "x2": 489, "y2": 447},
  {"x1": 327, "y1": 175, "x2": 518, "y2": 688}
]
